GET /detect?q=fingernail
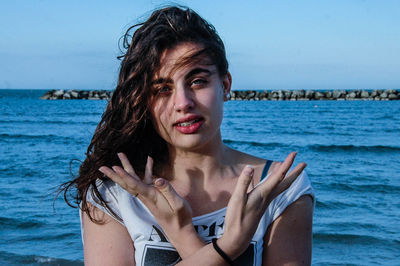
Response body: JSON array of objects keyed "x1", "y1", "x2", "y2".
[
  {"x1": 244, "y1": 165, "x2": 254, "y2": 176},
  {"x1": 154, "y1": 178, "x2": 165, "y2": 187},
  {"x1": 98, "y1": 167, "x2": 104, "y2": 173},
  {"x1": 117, "y1": 153, "x2": 122, "y2": 158}
]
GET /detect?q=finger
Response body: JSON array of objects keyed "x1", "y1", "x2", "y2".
[
  {"x1": 111, "y1": 165, "x2": 153, "y2": 198},
  {"x1": 117, "y1": 152, "x2": 139, "y2": 179},
  {"x1": 144, "y1": 156, "x2": 154, "y2": 185},
  {"x1": 264, "y1": 152, "x2": 297, "y2": 191},
  {"x1": 99, "y1": 166, "x2": 125, "y2": 185},
  {"x1": 230, "y1": 165, "x2": 254, "y2": 206},
  {"x1": 268, "y1": 162, "x2": 307, "y2": 201},
  {"x1": 154, "y1": 178, "x2": 184, "y2": 211}
]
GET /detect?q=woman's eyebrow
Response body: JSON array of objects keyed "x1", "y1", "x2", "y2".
[
  {"x1": 152, "y1": 77, "x2": 173, "y2": 85},
  {"x1": 185, "y1": 67, "x2": 213, "y2": 79},
  {"x1": 152, "y1": 67, "x2": 214, "y2": 85}
]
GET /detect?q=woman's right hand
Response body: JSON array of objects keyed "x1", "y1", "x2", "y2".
[
  {"x1": 98, "y1": 153, "x2": 205, "y2": 258},
  {"x1": 217, "y1": 152, "x2": 306, "y2": 260}
]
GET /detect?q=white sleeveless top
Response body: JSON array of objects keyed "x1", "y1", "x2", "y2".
[{"x1": 81, "y1": 169, "x2": 314, "y2": 266}]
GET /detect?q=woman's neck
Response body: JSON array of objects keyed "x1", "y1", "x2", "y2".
[{"x1": 166, "y1": 139, "x2": 238, "y2": 185}]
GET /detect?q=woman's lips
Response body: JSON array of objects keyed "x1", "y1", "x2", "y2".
[{"x1": 174, "y1": 118, "x2": 204, "y2": 134}]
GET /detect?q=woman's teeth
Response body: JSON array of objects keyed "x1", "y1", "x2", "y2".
[{"x1": 178, "y1": 119, "x2": 199, "y2": 127}]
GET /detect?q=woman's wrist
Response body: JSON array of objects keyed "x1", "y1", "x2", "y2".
[
  {"x1": 215, "y1": 235, "x2": 242, "y2": 261},
  {"x1": 166, "y1": 224, "x2": 206, "y2": 258},
  {"x1": 212, "y1": 238, "x2": 234, "y2": 265}
]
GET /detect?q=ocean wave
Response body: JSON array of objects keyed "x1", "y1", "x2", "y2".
[
  {"x1": 0, "y1": 250, "x2": 83, "y2": 266},
  {"x1": 316, "y1": 199, "x2": 357, "y2": 210},
  {"x1": 0, "y1": 133, "x2": 87, "y2": 145},
  {"x1": 383, "y1": 127, "x2": 400, "y2": 133},
  {"x1": 223, "y1": 139, "x2": 289, "y2": 148},
  {"x1": 309, "y1": 144, "x2": 400, "y2": 152},
  {"x1": 9, "y1": 232, "x2": 77, "y2": 243},
  {"x1": 223, "y1": 140, "x2": 400, "y2": 153},
  {"x1": 322, "y1": 182, "x2": 399, "y2": 194},
  {"x1": 377, "y1": 114, "x2": 395, "y2": 120},
  {"x1": 322, "y1": 221, "x2": 380, "y2": 231},
  {"x1": 0, "y1": 120, "x2": 96, "y2": 125},
  {"x1": 313, "y1": 232, "x2": 400, "y2": 246},
  {"x1": 0, "y1": 216, "x2": 44, "y2": 230},
  {"x1": 1, "y1": 133, "x2": 67, "y2": 140}
]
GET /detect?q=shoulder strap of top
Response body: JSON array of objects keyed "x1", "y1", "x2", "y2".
[{"x1": 260, "y1": 160, "x2": 273, "y2": 181}]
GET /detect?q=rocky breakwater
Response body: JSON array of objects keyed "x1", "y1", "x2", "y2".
[
  {"x1": 40, "y1": 90, "x2": 112, "y2": 100},
  {"x1": 230, "y1": 89, "x2": 400, "y2": 100},
  {"x1": 41, "y1": 89, "x2": 400, "y2": 101}
]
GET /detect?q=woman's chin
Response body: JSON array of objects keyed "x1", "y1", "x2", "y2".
[{"x1": 169, "y1": 135, "x2": 215, "y2": 153}]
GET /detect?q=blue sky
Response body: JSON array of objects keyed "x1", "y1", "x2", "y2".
[{"x1": 1, "y1": 0, "x2": 399, "y2": 90}]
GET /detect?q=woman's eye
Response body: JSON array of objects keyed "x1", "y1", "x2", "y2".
[
  {"x1": 160, "y1": 86, "x2": 171, "y2": 93},
  {"x1": 191, "y1": 79, "x2": 207, "y2": 87},
  {"x1": 154, "y1": 86, "x2": 172, "y2": 95}
]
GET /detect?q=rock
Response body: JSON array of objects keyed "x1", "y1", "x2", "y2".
[
  {"x1": 40, "y1": 91, "x2": 52, "y2": 100},
  {"x1": 305, "y1": 90, "x2": 315, "y2": 99},
  {"x1": 63, "y1": 93, "x2": 71, "y2": 99},
  {"x1": 292, "y1": 90, "x2": 305, "y2": 98},
  {"x1": 80, "y1": 91, "x2": 89, "y2": 99},
  {"x1": 388, "y1": 93, "x2": 398, "y2": 100},
  {"x1": 283, "y1": 90, "x2": 292, "y2": 99},
  {"x1": 346, "y1": 91, "x2": 357, "y2": 99},
  {"x1": 314, "y1": 91, "x2": 325, "y2": 100},
  {"x1": 258, "y1": 91, "x2": 267, "y2": 99},
  {"x1": 353, "y1": 90, "x2": 362, "y2": 97},
  {"x1": 70, "y1": 90, "x2": 79, "y2": 98},
  {"x1": 325, "y1": 91, "x2": 333, "y2": 99},
  {"x1": 332, "y1": 90, "x2": 345, "y2": 99},
  {"x1": 245, "y1": 91, "x2": 256, "y2": 99},
  {"x1": 360, "y1": 91, "x2": 369, "y2": 98},
  {"x1": 237, "y1": 91, "x2": 246, "y2": 99},
  {"x1": 385, "y1": 89, "x2": 396, "y2": 94},
  {"x1": 100, "y1": 92, "x2": 109, "y2": 99},
  {"x1": 40, "y1": 94, "x2": 51, "y2": 100},
  {"x1": 53, "y1": 90, "x2": 64, "y2": 97},
  {"x1": 270, "y1": 90, "x2": 279, "y2": 99}
]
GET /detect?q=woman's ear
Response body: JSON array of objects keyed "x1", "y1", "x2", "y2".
[{"x1": 222, "y1": 72, "x2": 232, "y2": 101}]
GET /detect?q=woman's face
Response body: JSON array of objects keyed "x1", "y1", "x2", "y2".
[{"x1": 150, "y1": 42, "x2": 231, "y2": 152}]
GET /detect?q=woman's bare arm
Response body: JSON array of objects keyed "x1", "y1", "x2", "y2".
[
  {"x1": 263, "y1": 195, "x2": 314, "y2": 266},
  {"x1": 82, "y1": 204, "x2": 135, "y2": 266}
]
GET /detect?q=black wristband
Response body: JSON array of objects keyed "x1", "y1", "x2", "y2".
[{"x1": 211, "y1": 238, "x2": 234, "y2": 265}]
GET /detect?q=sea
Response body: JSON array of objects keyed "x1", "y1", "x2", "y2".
[{"x1": 0, "y1": 89, "x2": 399, "y2": 266}]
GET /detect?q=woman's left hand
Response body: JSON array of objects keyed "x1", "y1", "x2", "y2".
[
  {"x1": 98, "y1": 153, "x2": 204, "y2": 258},
  {"x1": 218, "y1": 152, "x2": 306, "y2": 259}
]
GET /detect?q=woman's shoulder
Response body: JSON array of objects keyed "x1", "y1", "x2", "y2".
[{"x1": 229, "y1": 148, "x2": 276, "y2": 184}]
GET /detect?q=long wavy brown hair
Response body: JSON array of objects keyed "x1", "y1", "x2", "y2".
[{"x1": 60, "y1": 6, "x2": 229, "y2": 222}]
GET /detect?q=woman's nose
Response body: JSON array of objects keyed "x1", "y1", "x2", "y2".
[{"x1": 173, "y1": 88, "x2": 194, "y2": 112}]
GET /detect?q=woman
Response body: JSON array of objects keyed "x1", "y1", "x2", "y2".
[{"x1": 63, "y1": 6, "x2": 314, "y2": 265}]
